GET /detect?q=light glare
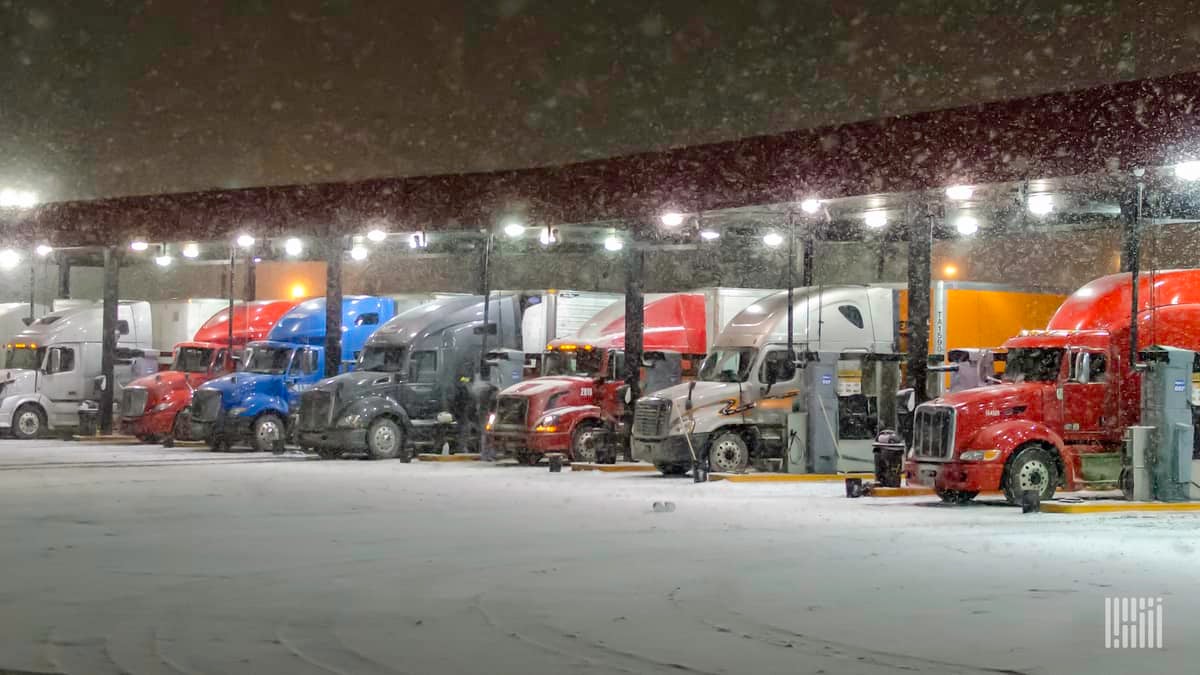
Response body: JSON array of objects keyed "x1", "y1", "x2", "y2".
[
  {"x1": 945, "y1": 185, "x2": 974, "y2": 201},
  {"x1": 660, "y1": 212, "x2": 685, "y2": 227},
  {"x1": 762, "y1": 232, "x2": 784, "y2": 247},
  {"x1": 0, "y1": 189, "x2": 37, "y2": 209},
  {"x1": 603, "y1": 236, "x2": 623, "y2": 252},
  {"x1": 155, "y1": 255, "x2": 173, "y2": 267},
  {"x1": 0, "y1": 249, "x2": 19, "y2": 269},
  {"x1": 284, "y1": 237, "x2": 304, "y2": 256},
  {"x1": 503, "y1": 221, "x2": 525, "y2": 237},
  {"x1": 1175, "y1": 161, "x2": 1200, "y2": 181},
  {"x1": 350, "y1": 245, "x2": 368, "y2": 261},
  {"x1": 366, "y1": 229, "x2": 387, "y2": 243},
  {"x1": 955, "y1": 215, "x2": 980, "y2": 235},
  {"x1": 35, "y1": 245, "x2": 52, "y2": 257},
  {"x1": 182, "y1": 242, "x2": 200, "y2": 258},
  {"x1": 130, "y1": 241, "x2": 149, "y2": 252},
  {"x1": 864, "y1": 210, "x2": 888, "y2": 228},
  {"x1": 237, "y1": 234, "x2": 256, "y2": 249},
  {"x1": 800, "y1": 198, "x2": 821, "y2": 214},
  {"x1": 699, "y1": 229, "x2": 720, "y2": 241},
  {"x1": 1028, "y1": 193, "x2": 1054, "y2": 215}
]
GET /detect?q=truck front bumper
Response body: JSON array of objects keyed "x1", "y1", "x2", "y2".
[
  {"x1": 193, "y1": 412, "x2": 255, "y2": 447},
  {"x1": 298, "y1": 428, "x2": 368, "y2": 451},
  {"x1": 488, "y1": 430, "x2": 570, "y2": 454},
  {"x1": 906, "y1": 459, "x2": 1004, "y2": 493},
  {"x1": 631, "y1": 435, "x2": 705, "y2": 467},
  {"x1": 120, "y1": 408, "x2": 175, "y2": 438}
]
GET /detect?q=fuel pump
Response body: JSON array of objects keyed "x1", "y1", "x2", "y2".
[{"x1": 1125, "y1": 346, "x2": 1198, "y2": 502}]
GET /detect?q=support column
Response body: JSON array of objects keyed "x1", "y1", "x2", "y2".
[
  {"x1": 244, "y1": 257, "x2": 257, "y2": 302},
  {"x1": 56, "y1": 253, "x2": 70, "y2": 299},
  {"x1": 801, "y1": 235, "x2": 815, "y2": 286},
  {"x1": 622, "y1": 226, "x2": 645, "y2": 463},
  {"x1": 323, "y1": 236, "x2": 344, "y2": 377},
  {"x1": 100, "y1": 248, "x2": 120, "y2": 434},
  {"x1": 906, "y1": 204, "x2": 934, "y2": 405},
  {"x1": 1123, "y1": 174, "x2": 1145, "y2": 366}
]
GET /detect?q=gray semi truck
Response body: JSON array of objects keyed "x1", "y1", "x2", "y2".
[{"x1": 295, "y1": 294, "x2": 521, "y2": 459}]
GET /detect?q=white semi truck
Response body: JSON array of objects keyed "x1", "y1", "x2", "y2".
[
  {"x1": 631, "y1": 284, "x2": 1065, "y2": 475},
  {"x1": 0, "y1": 301, "x2": 156, "y2": 437}
]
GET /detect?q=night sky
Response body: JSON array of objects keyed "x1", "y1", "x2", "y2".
[{"x1": 1, "y1": 0, "x2": 1197, "y2": 204}]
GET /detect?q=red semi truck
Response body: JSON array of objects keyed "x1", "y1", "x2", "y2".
[
  {"x1": 906, "y1": 269, "x2": 1200, "y2": 504},
  {"x1": 488, "y1": 293, "x2": 714, "y2": 464},
  {"x1": 119, "y1": 300, "x2": 298, "y2": 443}
]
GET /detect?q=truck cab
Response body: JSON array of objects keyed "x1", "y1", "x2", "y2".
[
  {"x1": 488, "y1": 293, "x2": 705, "y2": 465},
  {"x1": 632, "y1": 287, "x2": 897, "y2": 475},
  {"x1": 0, "y1": 301, "x2": 154, "y2": 438},
  {"x1": 118, "y1": 300, "x2": 298, "y2": 443},
  {"x1": 296, "y1": 294, "x2": 522, "y2": 460},
  {"x1": 906, "y1": 269, "x2": 1200, "y2": 504},
  {"x1": 190, "y1": 296, "x2": 395, "y2": 452}
]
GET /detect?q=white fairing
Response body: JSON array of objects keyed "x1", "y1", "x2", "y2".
[{"x1": 715, "y1": 287, "x2": 895, "y2": 353}]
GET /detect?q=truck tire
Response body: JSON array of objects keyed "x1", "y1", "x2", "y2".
[
  {"x1": 656, "y1": 463, "x2": 689, "y2": 476},
  {"x1": 571, "y1": 423, "x2": 603, "y2": 463},
  {"x1": 12, "y1": 404, "x2": 45, "y2": 440},
  {"x1": 708, "y1": 431, "x2": 749, "y2": 473},
  {"x1": 1003, "y1": 445, "x2": 1058, "y2": 505},
  {"x1": 252, "y1": 413, "x2": 287, "y2": 454},
  {"x1": 366, "y1": 418, "x2": 403, "y2": 460},
  {"x1": 937, "y1": 489, "x2": 978, "y2": 504}
]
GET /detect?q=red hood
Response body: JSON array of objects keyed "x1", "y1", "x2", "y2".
[
  {"x1": 499, "y1": 376, "x2": 598, "y2": 424},
  {"x1": 933, "y1": 382, "x2": 1047, "y2": 448},
  {"x1": 127, "y1": 369, "x2": 208, "y2": 395}
]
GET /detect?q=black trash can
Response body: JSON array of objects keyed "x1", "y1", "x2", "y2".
[
  {"x1": 872, "y1": 430, "x2": 906, "y2": 488},
  {"x1": 77, "y1": 401, "x2": 100, "y2": 438}
]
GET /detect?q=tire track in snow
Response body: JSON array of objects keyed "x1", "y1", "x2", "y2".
[
  {"x1": 274, "y1": 619, "x2": 410, "y2": 675},
  {"x1": 472, "y1": 592, "x2": 719, "y2": 675},
  {"x1": 666, "y1": 585, "x2": 1031, "y2": 675}
]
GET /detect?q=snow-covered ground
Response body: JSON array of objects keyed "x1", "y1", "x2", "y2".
[{"x1": 0, "y1": 440, "x2": 1195, "y2": 674}]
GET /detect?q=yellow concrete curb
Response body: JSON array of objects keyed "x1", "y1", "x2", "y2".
[
  {"x1": 1042, "y1": 500, "x2": 1200, "y2": 514},
  {"x1": 709, "y1": 472, "x2": 875, "y2": 483},
  {"x1": 571, "y1": 463, "x2": 658, "y2": 472},
  {"x1": 417, "y1": 453, "x2": 481, "y2": 462},
  {"x1": 867, "y1": 486, "x2": 936, "y2": 497},
  {"x1": 72, "y1": 434, "x2": 143, "y2": 444},
  {"x1": 174, "y1": 440, "x2": 208, "y2": 448}
]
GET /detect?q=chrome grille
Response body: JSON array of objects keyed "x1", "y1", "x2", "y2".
[
  {"x1": 299, "y1": 390, "x2": 334, "y2": 431},
  {"x1": 193, "y1": 389, "x2": 223, "y2": 423},
  {"x1": 121, "y1": 387, "x2": 149, "y2": 418},
  {"x1": 634, "y1": 398, "x2": 671, "y2": 438},
  {"x1": 912, "y1": 405, "x2": 955, "y2": 460},
  {"x1": 495, "y1": 396, "x2": 527, "y2": 428}
]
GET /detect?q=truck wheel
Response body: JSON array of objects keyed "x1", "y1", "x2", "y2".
[
  {"x1": 571, "y1": 423, "x2": 603, "y2": 463},
  {"x1": 366, "y1": 418, "x2": 403, "y2": 460},
  {"x1": 708, "y1": 431, "x2": 749, "y2": 473},
  {"x1": 656, "y1": 463, "x2": 689, "y2": 476},
  {"x1": 12, "y1": 404, "x2": 45, "y2": 440},
  {"x1": 1003, "y1": 445, "x2": 1058, "y2": 505},
  {"x1": 253, "y1": 414, "x2": 286, "y2": 454},
  {"x1": 937, "y1": 489, "x2": 978, "y2": 504}
]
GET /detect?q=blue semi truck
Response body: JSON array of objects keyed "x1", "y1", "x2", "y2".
[{"x1": 190, "y1": 296, "x2": 397, "y2": 452}]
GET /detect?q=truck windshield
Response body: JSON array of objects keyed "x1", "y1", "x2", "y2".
[
  {"x1": 698, "y1": 348, "x2": 756, "y2": 382},
  {"x1": 542, "y1": 349, "x2": 603, "y2": 377},
  {"x1": 1004, "y1": 347, "x2": 1065, "y2": 383},
  {"x1": 4, "y1": 346, "x2": 45, "y2": 370},
  {"x1": 243, "y1": 346, "x2": 294, "y2": 374},
  {"x1": 359, "y1": 345, "x2": 407, "y2": 372},
  {"x1": 173, "y1": 347, "x2": 214, "y2": 373}
]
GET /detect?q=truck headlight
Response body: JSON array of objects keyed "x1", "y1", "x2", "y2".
[
  {"x1": 336, "y1": 413, "x2": 366, "y2": 429},
  {"x1": 959, "y1": 449, "x2": 1001, "y2": 462},
  {"x1": 534, "y1": 414, "x2": 559, "y2": 433}
]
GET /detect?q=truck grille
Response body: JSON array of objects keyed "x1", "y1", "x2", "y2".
[
  {"x1": 634, "y1": 398, "x2": 671, "y2": 438},
  {"x1": 193, "y1": 389, "x2": 223, "y2": 423},
  {"x1": 495, "y1": 396, "x2": 527, "y2": 428},
  {"x1": 912, "y1": 405, "x2": 956, "y2": 460},
  {"x1": 299, "y1": 390, "x2": 334, "y2": 431},
  {"x1": 121, "y1": 387, "x2": 149, "y2": 418}
]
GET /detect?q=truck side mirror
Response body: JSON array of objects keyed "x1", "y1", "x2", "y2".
[{"x1": 46, "y1": 349, "x2": 61, "y2": 374}]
